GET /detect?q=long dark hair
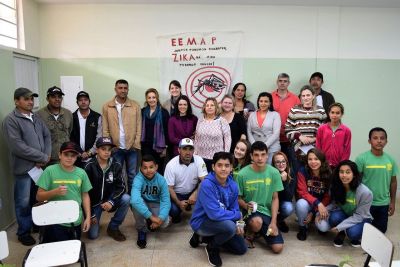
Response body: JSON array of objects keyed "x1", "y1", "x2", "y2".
[
  {"x1": 256, "y1": 92, "x2": 275, "y2": 111},
  {"x1": 231, "y1": 82, "x2": 248, "y2": 102},
  {"x1": 173, "y1": 95, "x2": 193, "y2": 118},
  {"x1": 331, "y1": 160, "x2": 361, "y2": 205},
  {"x1": 305, "y1": 148, "x2": 332, "y2": 189}
]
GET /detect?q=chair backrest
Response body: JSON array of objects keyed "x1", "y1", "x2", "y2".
[
  {"x1": 361, "y1": 223, "x2": 394, "y2": 267},
  {"x1": 32, "y1": 200, "x2": 79, "y2": 226},
  {"x1": 0, "y1": 231, "x2": 9, "y2": 261}
]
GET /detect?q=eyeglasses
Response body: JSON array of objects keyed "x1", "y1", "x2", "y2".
[{"x1": 274, "y1": 160, "x2": 286, "y2": 165}]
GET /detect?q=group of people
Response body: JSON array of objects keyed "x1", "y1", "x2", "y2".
[{"x1": 2, "y1": 72, "x2": 398, "y2": 267}]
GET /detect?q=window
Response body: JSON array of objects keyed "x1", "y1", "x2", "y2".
[{"x1": 0, "y1": 0, "x2": 24, "y2": 49}]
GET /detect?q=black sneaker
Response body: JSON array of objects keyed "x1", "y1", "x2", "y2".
[
  {"x1": 333, "y1": 231, "x2": 346, "y2": 247},
  {"x1": 18, "y1": 234, "x2": 36, "y2": 246},
  {"x1": 205, "y1": 244, "x2": 222, "y2": 267},
  {"x1": 136, "y1": 231, "x2": 147, "y2": 249},
  {"x1": 277, "y1": 220, "x2": 289, "y2": 233},
  {"x1": 189, "y1": 232, "x2": 200, "y2": 248},
  {"x1": 350, "y1": 240, "x2": 361, "y2": 247},
  {"x1": 296, "y1": 226, "x2": 307, "y2": 241}
]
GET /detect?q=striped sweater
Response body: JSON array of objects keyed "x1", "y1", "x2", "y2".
[{"x1": 284, "y1": 104, "x2": 327, "y2": 150}]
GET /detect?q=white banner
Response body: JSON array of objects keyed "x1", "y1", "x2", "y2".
[{"x1": 158, "y1": 31, "x2": 243, "y2": 115}]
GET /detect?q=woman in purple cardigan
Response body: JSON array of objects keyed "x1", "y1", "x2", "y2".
[{"x1": 168, "y1": 95, "x2": 198, "y2": 156}]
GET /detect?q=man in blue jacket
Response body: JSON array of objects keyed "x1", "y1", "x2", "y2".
[
  {"x1": 2, "y1": 88, "x2": 51, "y2": 246},
  {"x1": 190, "y1": 152, "x2": 247, "y2": 267},
  {"x1": 131, "y1": 154, "x2": 171, "y2": 249}
]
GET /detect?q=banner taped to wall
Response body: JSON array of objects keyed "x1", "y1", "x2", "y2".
[{"x1": 158, "y1": 31, "x2": 243, "y2": 115}]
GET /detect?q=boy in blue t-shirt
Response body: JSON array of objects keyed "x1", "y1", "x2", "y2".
[
  {"x1": 130, "y1": 154, "x2": 171, "y2": 249},
  {"x1": 355, "y1": 127, "x2": 398, "y2": 233}
]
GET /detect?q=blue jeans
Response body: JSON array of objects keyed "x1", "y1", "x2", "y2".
[
  {"x1": 196, "y1": 219, "x2": 247, "y2": 254},
  {"x1": 279, "y1": 201, "x2": 294, "y2": 220},
  {"x1": 329, "y1": 209, "x2": 372, "y2": 241},
  {"x1": 88, "y1": 194, "x2": 130, "y2": 240},
  {"x1": 370, "y1": 205, "x2": 389, "y2": 233},
  {"x1": 169, "y1": 193, "x2": 191, "y2": 220},
  {"x1": 295, "y1": 198, "x2": 330, "y2": 232},
  {"x1": 113, "y1": 148, "x2": 138, "y2": 193},
  {"x1": 14, "y1": 173, "x2": 34, "y2": 237}
]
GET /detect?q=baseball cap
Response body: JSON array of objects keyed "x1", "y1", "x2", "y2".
[
  {"x1": 14, "y1": 87, "x2": 38, "y2": 99},
  {"x1": 179, "y1": 138, "x2": 194, "y2": 148},
  {"x1": 96, "y1": 137, "x2": 116, "y2": 148},
  {"x1": 59, "y1": 141, "x2": 81, "y2": 154},
  {"x1": 47, "y1": 86, "x2": 65, "y2": 96},
  {"x1": 76, "y1": 91, "x2": 90, "y2": 100}
]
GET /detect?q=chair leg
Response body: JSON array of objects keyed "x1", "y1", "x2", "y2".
[
  {"x1": 22, "y1": 248, "x2": 32, "y2": 267},
  {"x1": 80, "y1": 241, "x2": 88, "y2": 267},
  {"x1": 364, "y1": 254, "x2": 372, "y2": 267}
]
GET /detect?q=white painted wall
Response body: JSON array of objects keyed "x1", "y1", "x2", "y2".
[{"x1": 37, "y1": 4, "x2": 400, "y2": 59}]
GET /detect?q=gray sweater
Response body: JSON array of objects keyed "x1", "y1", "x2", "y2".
[
  {"x1": 330, "y1": 183, "x2": 373, "y2": 232},
  {"x1": 2, "y1": 109, "x2": 51, "y2": 175},
  {"x1": 247, "y1": 110, "x2": 281, "y2": 153}
]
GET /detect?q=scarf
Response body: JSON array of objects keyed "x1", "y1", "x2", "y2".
[{"x1": 141, "y1": 105, "x2": 166, "y2": 153}]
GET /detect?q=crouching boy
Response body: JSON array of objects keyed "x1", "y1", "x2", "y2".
[
  {"x1": 36, "y1": 141, "x2": 92, "y2": 242},
  {"x1": 131, "y1": 155, "x2": 171, "y2": 249},
  {"x1": 190, "y1": 152, "x2": 247, "y2": 267},
  {"x1": 84, "y1": 137, "x2": 130, "y2": 241}
]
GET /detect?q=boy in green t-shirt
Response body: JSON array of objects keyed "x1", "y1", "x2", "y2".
[
  {"x1": 36, "y1": 141, "x2": 92, "y2": 242},
  {"x1": 237, "y1": 141, "x2": 284, "y2": 254},
  {"x1": 355, "y1": 127, "x2": 398, "y2": 233}
]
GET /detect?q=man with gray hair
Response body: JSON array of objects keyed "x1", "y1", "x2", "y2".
[{"x1": 2, "y1": 88, "x2": 51, "y2": 246}]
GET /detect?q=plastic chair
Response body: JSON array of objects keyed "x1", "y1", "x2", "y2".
[
  {"x1": 362, "y1": 223, "x2": 400, "y2": 267},
  {"x1": 0, "y1": 231, "x2": 9, "y2": 264},
  {"x1": 22, "y1": 200, "x2": 88, "y2": 267}
]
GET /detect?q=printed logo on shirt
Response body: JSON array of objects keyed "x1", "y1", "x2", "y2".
[
  {"x1": 218, "y1": 200, "x2": 226, "y2": 209},
  {"x1": 265, "y1": 178, "x2": 272, "y2": 185},
  {"x1": 346, "y1": 197, "x2": 356, "y2": 205},
  {"x1": 107, "y1": 173, "x2": 114, "y2": 183},
  {"x1": 387, "y1": 163, "x2": 393, "y2": 171},
  {"x1": 142, "y1": 185, "x2": 159, "y2": 195}
]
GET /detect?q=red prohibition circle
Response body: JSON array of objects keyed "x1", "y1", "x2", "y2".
[{"x1": 185, "y1": 66, "x2": 232, "y2": 108}]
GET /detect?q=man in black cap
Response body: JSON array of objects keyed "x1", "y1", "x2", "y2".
[
  {"x1": 2, "y1": 87, "x2": 51, "y2": 246},
  {"x1": 36, "y1": 86, "x2": 73, "y2": 165},
  {"x1": 70, "y1": 91, "x2": 102, "y2": 168},
  {"x1": 309, "y1": 72, "x2": 335, "y2": 115}
]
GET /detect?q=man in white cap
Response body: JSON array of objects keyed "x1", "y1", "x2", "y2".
[{"x1": 164, "y1": 138, "x2": 208, "y2": 223}]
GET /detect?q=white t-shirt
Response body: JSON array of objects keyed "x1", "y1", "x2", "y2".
[
  {"x1": 316, "y1": 95, "x2": 323, "y2": 108},
  {"x1": 164, "y1": 155, "x2": 208, "y2": 194},
  {"x1": 77, "y1": 110, "x2": 89, "y2": 151},
  {"x1": 115, "y1": 99, "x2": 126, "y2": 149}
]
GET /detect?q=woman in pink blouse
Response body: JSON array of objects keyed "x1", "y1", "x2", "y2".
[{"x1": 194, "y1": 97, "x2": 231, "y2": 172}]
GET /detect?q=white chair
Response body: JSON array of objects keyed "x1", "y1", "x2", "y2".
[
  {"x1": 362, "y1": 223, "x2": 400, "y2": 267},
  {"x1": 23, "y1": 200, "x2": 88, "y2": 267},
  {"x1": 0, "y1": 231, "x2": 9, "y2": 264}
]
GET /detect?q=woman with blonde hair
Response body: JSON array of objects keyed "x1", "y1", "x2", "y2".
[
  {"x1": 272, "y1": 152, "x2": 296, "y2": 232},
  {"x1": 141, "y1": 88, "x2": 169, "y2": 174},
  {"x1": 220, "y1": 95, "x2": 246, "y2": 153},
  {"x1": 194, "y1": 97, "x2": 231, "y2": 172}
]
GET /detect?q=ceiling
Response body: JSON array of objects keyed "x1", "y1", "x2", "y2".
[{"x1": 34, "y1": 0, "x2": 400, "y2": 8}]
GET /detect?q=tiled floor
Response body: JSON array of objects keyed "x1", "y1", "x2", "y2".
[{"x1": 3, "y1": 196, "x2": 399, "y2": 267}]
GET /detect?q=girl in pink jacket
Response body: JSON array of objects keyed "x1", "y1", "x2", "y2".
[{"x1": 316, "y1": 103, "x2": 351, "y2": 169}]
